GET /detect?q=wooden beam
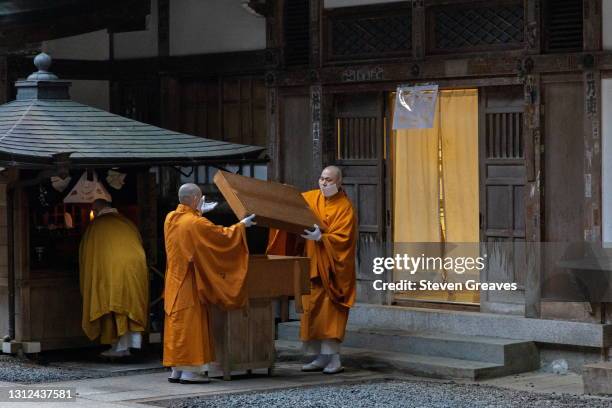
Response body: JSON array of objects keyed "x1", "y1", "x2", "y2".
[
  {"x1": 273, "y1": 51, "x2": 612, "y2": 87},
  {"x1": 0, "y1": 0, "x2": 148, "y2": 49},
  {"x1": 10, "y1": 50, "x2": 268, "y2": 82}
]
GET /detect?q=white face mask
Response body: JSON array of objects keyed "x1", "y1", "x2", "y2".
[{"x1": 320, "y1": 183, "x2": 339, "y2": 198}]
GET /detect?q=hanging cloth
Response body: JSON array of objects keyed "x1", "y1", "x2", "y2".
[{"x1": 64, "y1": 171, "x2": 112, "y2": 203}]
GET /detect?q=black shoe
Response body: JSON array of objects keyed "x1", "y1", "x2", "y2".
[{"x1": 167, "y1": 377, "x2": 181, "y2": 383}]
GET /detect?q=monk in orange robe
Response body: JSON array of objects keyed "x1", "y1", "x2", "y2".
[
  {"x1": 267, "y1": 166, "x2": 357, "y2": 374},
  {"x1": 163, "y1": 183, "x2": 256, "y2": 384}
]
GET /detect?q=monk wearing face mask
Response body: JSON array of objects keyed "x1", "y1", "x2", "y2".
[{"x1": 267, "y1": 166, "x2": 358, "y2": 374}]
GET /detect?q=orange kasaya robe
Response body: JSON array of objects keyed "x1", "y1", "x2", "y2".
[
  {"x1": 267, "y1": 189, "x2": 357, "y2": 342},
  {"x1": 79, "y1": 212, "x2": 149, "y2": 345},
  {"x1": 163, "y1": 204, "x2": 249, "y2": 367}
]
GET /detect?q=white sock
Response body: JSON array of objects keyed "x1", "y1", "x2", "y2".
[
  {"x1": 180, "y1": 370, "x2": 207, "y2": 380},
  {"x1": 311, "y1": 354, "x2": 331, "y2": 367},
  {"x1": 325, "y1": 354, "x2": 341, "y2": 370},
  {"x1": 169, "y1": 368, "x2": 182, "y2": 379}
]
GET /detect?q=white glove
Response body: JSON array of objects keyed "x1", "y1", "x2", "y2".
[
  {"x1": 301, "y1": 224, "x2": 322, "y2": 241},
  {"x1": 199, "y1": 200, "x2": 218, "y2": 214},
  {"x1": 240, "y1": 214, "x2": 257, "y2": 228}
]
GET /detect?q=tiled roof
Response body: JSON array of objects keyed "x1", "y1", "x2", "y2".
[{"x1": 0, "y1": 99, "x2": 264, "y2": 166}]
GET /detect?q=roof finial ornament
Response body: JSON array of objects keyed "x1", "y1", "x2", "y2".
[
  {"x1": 27, "y1": 52, "x2": 58, "y2": 81},
  {"x1": 34, "y1": 52, "x2": 52, "y2": 72}
]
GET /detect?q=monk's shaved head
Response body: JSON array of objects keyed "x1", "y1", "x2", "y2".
[
  {"x1": 92, "y1": 198, "x2": 111, "y2": 215},
  {"x1": 321, "y1": 166, "x2": 343, "y2": 185},
  {"x1": 178, "y1": 183, "x2": 202, "y2": 209}
]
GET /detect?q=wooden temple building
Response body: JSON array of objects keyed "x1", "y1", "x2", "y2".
[{"x1": 1, "y1": 0, "x2": 612, "y2": 380}]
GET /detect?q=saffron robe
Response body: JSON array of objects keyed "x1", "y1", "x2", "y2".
[
  {"x1": 267, "y1": 189, "x2": 357, "y2": 342},
  {"x1": 163, "y1": 204, "x2": 249, "y2": 367},
  {"x1": 79, "y1": 212, "x2": 149, "y2": 344}
]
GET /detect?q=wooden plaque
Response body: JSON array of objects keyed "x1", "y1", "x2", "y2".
[{"x1": 213, "y1": 170, "x2": 321, "y2": 234}]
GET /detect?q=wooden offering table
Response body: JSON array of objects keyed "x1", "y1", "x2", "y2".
[{"x1": 210, "y1": 255, "x2": 309, "y2": 380}]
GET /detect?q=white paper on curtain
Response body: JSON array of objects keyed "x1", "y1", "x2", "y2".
[
  {"x1": 63, "y1": 171, "x2": 112, "y2": 203},
  {"x1": 392, "y1": 85, "x2": 439, "y2": 129}
]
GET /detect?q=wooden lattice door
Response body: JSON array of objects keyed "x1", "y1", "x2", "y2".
[
  {"x1": 334, "y1": 92, "x2": 387, "y2": 304},
  {"x1": 479, "y1": 86, "x2": 527, "y2": 314}
]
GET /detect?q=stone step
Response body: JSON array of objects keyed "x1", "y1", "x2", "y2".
[
  {"x1": 346, "y1": 303, "x2": 612, "y2": 348},
  {"x1": 278, "y1": 321, "x2": 538, "y2": 367},
  {"x1": 277, "y1": 322, "x2": 539, "y2": 379},
  {"x1": 276, "y1": 340, "x2": 505, "y2": 380}
]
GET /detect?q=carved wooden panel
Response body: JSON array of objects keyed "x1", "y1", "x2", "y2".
[
  {"x1": 427, "y1": 1, "x2": 524, "y2": 54},
  {"x1": 324, "y1": 4, "x2": 412, "y2": 62}
]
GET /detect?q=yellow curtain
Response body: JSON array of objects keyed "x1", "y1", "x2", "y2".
[
  {"x1": 393, "y1": 116, "x2": 441, "y2": 243},
  {"x1": 440, "y1": 90, "x2": 479, "y2": 244},
  {"x1": 392, "y1": 89, "x2": 479, "y2": 302}
]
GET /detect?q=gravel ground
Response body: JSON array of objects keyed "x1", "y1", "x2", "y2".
[
  {"x1": 160, "y1": 379, "x2": 612, "y2": 408},
  {"x1": 0, "y1": 352, "x2": 165, "y2": 384},
  {"x1": 0, "y1": 354, "x2": 105, "y2": 383}
]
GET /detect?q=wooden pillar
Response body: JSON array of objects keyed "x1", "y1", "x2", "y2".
[
  {"x1": 158, "y1": 0, "x2": 170, "y2": 57},
  {"x1": 583, "y1": 69, "x2": 602, "y2": 243},
  {"x1": 412, "y1": 0, "x2": 425, "y2": 59},
  {"x1": 0, "y1": 56, "x2": 8, "y2": 105},
  {"x1": 321, "y1": 90, "x2": 335, "y2": 167},
  {"x1": 524, "y1": 0, "x2": 541, "y2": 55},
  {"x1": 137, "y1": 170, "x2": 158, "y2": 266},
  {"x1": 266, "y1": 86, "x2": 280, "y2": 181},
  {"x1": 524, "y1": 73, "x2": 543, "y2": 318},
  {"x1": 310, "y1": 84, "x2": 323, "y2": 177},
  {"x1": 584, "y1": 0, "x2": 602, "y2": 52},
  {"x1": 310, "y1": 0, "x2": 322, "y2": 68},
  {"x1": 0, "y1": 180, "x2": 8, "y2": 336},
  {"x1": 160, "y1": 76, "x2": 180, "y2": 132},
  {"x1": 583, "y1": 69, "x2": 604, "y2": 324},
  {"x1": 310, "y1": 1, "x2": 323, "y2": 176},
  {"x1": 265, "y1": 0, "x2": 281, "y2": 182}
]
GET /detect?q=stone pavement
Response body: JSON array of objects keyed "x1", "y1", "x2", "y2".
[
  {"x1": 0, "y1": 363, "x2": 389, "y2": 408},
  {"x1": 0, "y1": 341, "x2": 607, "y2": 407}
]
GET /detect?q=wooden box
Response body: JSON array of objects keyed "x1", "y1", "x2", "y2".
[
  {"x1": 246, "y1": 255, "x2": 310, "y2": 311},
  {"x1": 210, "y1": 255, "x2": 309, "y2": 380},
  {"x1": 213, "y1": 170, "x2": 321, "y2": 234}
]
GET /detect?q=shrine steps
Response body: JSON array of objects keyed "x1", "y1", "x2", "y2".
[{"x1": 276, "y1": 322, "x2": 539, "y2": 380}]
